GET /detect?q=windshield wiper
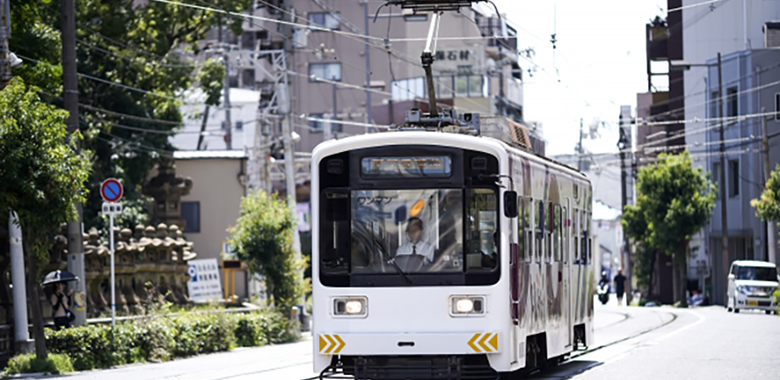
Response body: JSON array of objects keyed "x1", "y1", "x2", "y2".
[{"x1": 374, "y1": 236, "x2": 412, "y2": 284}]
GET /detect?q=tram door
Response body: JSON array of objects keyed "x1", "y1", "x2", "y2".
[{"x1": 564, "y1": 198, "x2": 573, "y2": 347}]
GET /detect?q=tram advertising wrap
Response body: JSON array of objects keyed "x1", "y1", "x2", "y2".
[{"x1": 312, "y1": 132, "x2": 594, "y2": 379}]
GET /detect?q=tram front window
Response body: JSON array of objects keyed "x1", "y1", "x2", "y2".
[{"x1": 350, "y1": 188, "x2": 497, "y2": 274}]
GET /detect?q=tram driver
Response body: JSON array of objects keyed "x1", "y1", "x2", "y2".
[{"x1": 395, "y1": 217, "x2": 435, "y2": 265}]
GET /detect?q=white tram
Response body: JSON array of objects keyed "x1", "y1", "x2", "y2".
[{"x1": 312, "y1": 130, "x2": 594, "y2": 379}]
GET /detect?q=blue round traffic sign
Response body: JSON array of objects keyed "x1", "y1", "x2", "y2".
[{"x1": 100, "y1": 179, "x2": 123, "y2": 202}]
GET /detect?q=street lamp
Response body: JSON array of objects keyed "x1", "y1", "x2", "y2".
[{"x1": 671, "y1": 53, "x2": 729, "y2": 306}]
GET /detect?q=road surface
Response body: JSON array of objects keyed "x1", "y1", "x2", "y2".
[{"x1": 59, "y1": 299, "x2": 779, "y2": 380}]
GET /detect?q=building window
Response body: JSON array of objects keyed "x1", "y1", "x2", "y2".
[
  {"x1": 391, "y1": 77, "x2": 426, "y2": 101},
  {"x1": 309, "y1": 113, "x2": 325, "y2": 133},
  {"x1": 775, "y1": 93, "x2": 780, "y2": 120},
  {"x1": 242, "y1": 69, "x2": 255, "y2": 89},
  {"x1": 221, "y1": 121, "x2": 228, "y2": 130},
  {"x1": 729, "y1": 160, "x2": 740, "y2": 197},
  {"x1": 710, "y1": 91, "x2": 720, "y2": 122},
  {"x1": 235, "y1": 121, "x2": 243, "y2": 131},
  {"x1": 308, "y1": 12, "x2": 340, "y2": 30},
  {"x1": 727, "y1": 86, "x2": 738, "y2": 117},
  {"x1": 181, "y1": 202, "x2": 200, "y2": 233},
  {"x1": 309, "y1": 62, "x2": 342, "y2": 81}
]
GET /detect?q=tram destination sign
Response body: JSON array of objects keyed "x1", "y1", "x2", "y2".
[{"x1": 360, "y1": 156, "x2": 452, "y2": 178}]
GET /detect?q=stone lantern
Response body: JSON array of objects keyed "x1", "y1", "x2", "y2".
[{"x1": 143, "y1": 156, "x2": 193, "y2": 230}]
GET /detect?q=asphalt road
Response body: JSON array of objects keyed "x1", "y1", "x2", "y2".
[{"x1": 55, "y1": 298, "x2": 779, "y2": 380}]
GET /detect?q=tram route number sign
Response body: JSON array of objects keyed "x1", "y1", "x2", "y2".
[{"x1": 100, "y1": 178, "x2": 123, "y2": 203}]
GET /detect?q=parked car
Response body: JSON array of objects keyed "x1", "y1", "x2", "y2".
[{"x1": 727, "y1": 260, "x2": 779, "y2": 314}]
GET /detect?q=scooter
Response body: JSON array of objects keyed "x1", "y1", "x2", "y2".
[{"x1": 597, "y1": 283, "x2": 610, "y2": 305}]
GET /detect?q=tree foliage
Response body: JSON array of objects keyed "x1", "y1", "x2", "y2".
[
  {"x1": 751, "y1": 164, "x2": 780, "y2": 223},
  {"x1": 229, "y1": 192, "x2": 308, "y2": 311},
  {"x1": 622, "y1": 152, "x2": 716, "y2": 301},
  {"x1": 0, "y1": 78, "x2": 92, "y2": 359},
  {"x1": 9, "y1": 0, "x2": 248, "y2": 231}
]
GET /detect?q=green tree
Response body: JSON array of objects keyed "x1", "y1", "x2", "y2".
[
  {"x1": 751, "y1": 164, "x2": 780, "y2": 223},
  {"x1": 0, "y1": 78, "x2": 92, "y2": 359},
  {"x1": 9, "y1": 0, "x2": 248, "y2": 232},
  {"x1": 622, "y1": 152, "x2": 716, "y2": 306},
  {"x1": 229, "y1": 191, "x2": 308, "y2": 312}
]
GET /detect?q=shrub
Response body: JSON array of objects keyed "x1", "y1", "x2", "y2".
[
  {"x1": 3, "y1": 353, "x2": 74, "y2": 375},
  {"x1": 42, "y1": 308, "x2": 296, "y2": 372}
]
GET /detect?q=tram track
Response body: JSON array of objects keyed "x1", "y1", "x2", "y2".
[
  {"x1": 569, "y1": 308, "x2": 678, "y2": 360},
  {"x1": 301, "y1": 308, "x2": 679, "y2": 380}
]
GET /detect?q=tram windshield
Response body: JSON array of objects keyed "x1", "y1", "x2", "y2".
[{"x1": 350, "y1": 188, "x2": 497, "y2": 274}]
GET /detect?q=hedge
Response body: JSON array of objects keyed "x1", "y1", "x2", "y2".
[
  {"x1": 36, "y1": 308, "x2": 297, "y2": 373},
  {"x1": 3, "y1": 353, "x2": 74, "y2": 376}
]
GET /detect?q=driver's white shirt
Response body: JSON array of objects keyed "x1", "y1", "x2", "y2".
[{"x1": 395, "y1": 240, "x2": 435, "y2": 264}]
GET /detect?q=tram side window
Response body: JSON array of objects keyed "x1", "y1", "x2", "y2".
[
  {"x1": 587, "y1": 211, "x2": 593, "y2": 262},
  {"x1": 573, "y1": 208, "x2": 580, "y2": 262},
  {"x1": 580, "y1": 210, "x2": 588, "y2": 264},
  {"x1": 553, "y1": 204, "x2": 562, "y2": 262},
  {"x1": 527, "y1": 199, "x2": 534, "y2": 262},
  {"x1": 536, "y1": 200, "x2": 544, "y2": 262},
  {"x1": 517, "y1": 196, "x2": 527, "y2": 261},
  {"x1": 562, "y1": 206, "x2": 568, "y2": 264},
  {"x1": 546, "y1": 202, "x2": 553, "y2": 263}
]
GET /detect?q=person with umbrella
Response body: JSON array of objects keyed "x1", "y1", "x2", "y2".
[{"x1": 42, "y1": 270, "x2": 78, "y2": 330}]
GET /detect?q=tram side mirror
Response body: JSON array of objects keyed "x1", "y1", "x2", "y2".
[
  {"x1": 504, "y1": 191, "x2": 518, "y2": 218},
  {"x1": 395, "y1": 205, "x2": 407, "y2": 224}
]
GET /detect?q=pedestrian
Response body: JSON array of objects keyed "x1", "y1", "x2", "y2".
[
  {"x1": 613, "y1": 269, "x2": 627, "y2": 306},
  {"x1": 49, "y1": 282, "x2": 75, "y2": 330}
]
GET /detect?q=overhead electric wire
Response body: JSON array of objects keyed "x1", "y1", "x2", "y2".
[{"x1": 667, "y1": 0, "x2": 725, "y2": 13}]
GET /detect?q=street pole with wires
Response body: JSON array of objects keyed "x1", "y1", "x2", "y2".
[
  {"x1": 577, "y1": 118, "x2": 584, "y2": 171},
  {"x1": 716, "y1": 52, "x2": 729, "y2": 305},
  {"x1": 364, "y1": 1, "x2": 372, "y2": 126},
  {"x1": 1, "y1": 0, "x2": 11, "y2": 88},
  {"x1": 62, "y1": 0, "x2": 87, "y2": 326},
  {"x1": 761, "y1": 107, "x2": 777, "y2": 265},
  {"x1": 223, "y1": 48, "x2": 232, "y2": 150}
]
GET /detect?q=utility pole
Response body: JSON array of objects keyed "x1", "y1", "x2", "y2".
[
  {"x1": 618, "y1": 105, "x2": 633, "y2": 304},
  {"x1": 577, "y1": 118, "x2": 584, "y2": 171},
  {"x1": 9, "y1": 213, "x2": 33, "y2": 353},
  {"x1": 280, "y1": 0, "x2": 303, "y2": 309},
  {"x1": 62, "y1": 0, "x2": 87, "y2": 326},
  {"x1": 223, "y1": 49, "x2": 233, "y2": 150},
  {"x1": 1, "y1": 0, "x2": 11, "y2": 88},
  {"x1": 717, "y1": 52, "x2": 730, "y2": 305},
  {"x1": 761, "y1": 107, "x2": 777, "y2": 264},
  {"x1": 364, "y1": 1, "x2": 372, "y2": 126}
]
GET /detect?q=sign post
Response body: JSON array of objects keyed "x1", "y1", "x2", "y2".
[{"x1": 100, "y1": 179, "x2": 123, "y2": 327}]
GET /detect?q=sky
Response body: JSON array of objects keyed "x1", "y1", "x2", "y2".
[{"x1": 492, "y1": 0, "x2": 668, "y2": 156}]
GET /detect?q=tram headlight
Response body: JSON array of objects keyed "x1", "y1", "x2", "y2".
[
  {"x1": 450, "y1": 295, "x2": 486, "y2": 316},
  {"x1": 333, "y1": 297, "x2": 368, "y2": 317},
  {"x1": 456, "y1": 298, "x2": 474, "y2": 313}
]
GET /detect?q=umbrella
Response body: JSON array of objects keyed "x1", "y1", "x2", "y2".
[{"x1": 41, "y1": 270, "x2": 79, "y2": 286}]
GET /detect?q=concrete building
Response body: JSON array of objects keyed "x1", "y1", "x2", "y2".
[
  {"x1": 163, "y1": 151, "x2": 251, "y2": 300},
  {"x1": 697, "y1": 49, "x2": 780, "y2": 304},
  {"x1": 173, "y1": 0, "x2": 527, "y2": 162},
  {"x1": 680, "y1": 0, "x2": 780, "y2": 304}
]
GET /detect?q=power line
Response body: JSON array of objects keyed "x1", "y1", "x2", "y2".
[{"x1": 667, "y1": 0, "x2": 724, "y2": 13}]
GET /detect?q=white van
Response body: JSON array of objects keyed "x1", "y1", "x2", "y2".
[{"x1": 726, "y1": 260, "x2": 779, "y2": 314}]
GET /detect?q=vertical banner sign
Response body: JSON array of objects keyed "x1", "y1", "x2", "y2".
[{"x1": 187, "y1": 258, "x2": 223, "y2": 303}]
